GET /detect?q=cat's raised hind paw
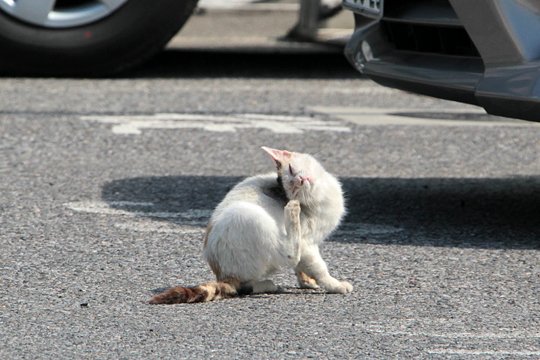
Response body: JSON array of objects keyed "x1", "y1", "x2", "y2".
[
  {"x1": 284, "y1": 200, "x2": 302, "y2": 266},
  {"x1": 284, "y1": 199, "x2": 301, "y2": 238},
  {"x1": 285, "y1": 199, "x2": 301, "y2": 220}
]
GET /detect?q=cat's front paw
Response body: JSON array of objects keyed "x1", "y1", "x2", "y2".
[{"x1": 325, "y1": 280, "x2": 353, "y2": 294}]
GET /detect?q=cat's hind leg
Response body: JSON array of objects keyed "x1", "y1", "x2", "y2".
[
  {"x1": 205, "y1": 202, "x2": 283, "y2": 282},
  {"x1": 297, "y1": 244, "x2": 353, "y2": 294}
]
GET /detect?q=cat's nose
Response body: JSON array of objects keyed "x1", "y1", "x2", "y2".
[{"x1": 299, "y1": 176, "x2": 311, "y2": 185}]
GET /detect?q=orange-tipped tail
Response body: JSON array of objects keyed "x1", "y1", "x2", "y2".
[{"x1": 149, "y1": 279, "x2": 248, "y2": 304}]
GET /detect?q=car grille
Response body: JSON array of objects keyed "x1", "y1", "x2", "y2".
[{"x1": 381, "y1": 0, "x2": 480, "y2": 57}]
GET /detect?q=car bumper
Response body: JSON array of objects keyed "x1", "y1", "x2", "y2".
[{"x1": 343, "y1": 0, "x2": 540, "y2": 122}]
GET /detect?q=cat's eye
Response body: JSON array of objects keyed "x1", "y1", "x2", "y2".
[{"x1": 289, "y1": 164, "x2": 295, "y2": 175}]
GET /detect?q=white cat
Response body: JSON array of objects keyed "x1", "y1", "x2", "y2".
[{"x1": 150, "y1": 147, "x2": 352, "y2": 304}]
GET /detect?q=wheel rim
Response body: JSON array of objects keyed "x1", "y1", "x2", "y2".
[{"x1": 0, "y1": 0, "x2": 129, "y2": 28}]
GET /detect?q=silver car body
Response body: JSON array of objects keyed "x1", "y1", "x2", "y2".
[{"x1": 343, "y1": 0, "x2": 540, "y2": 122}]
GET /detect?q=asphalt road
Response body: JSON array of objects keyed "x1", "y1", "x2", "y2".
[{"x1": 1, "y1": 17, "x2": 540, "y2": 360}]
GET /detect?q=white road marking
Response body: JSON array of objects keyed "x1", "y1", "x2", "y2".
[
  {"x1": 319, "y1": 87, "x2": 397, "y2": 95},
  {"x1": 366, "y1": 325, "x2": 540, "y2": 356},
  {"x1": 313, "y1": 106, "x2": 540, "y2": 127},
  {"x1": 64, "y1": 201, "x2": 401, "y2": 237},
  {"x1": 114, "y1": 222, "x2": 204, "y2": 234},
  {"x1": 64, "y1": 201, "x2": 211, "y2": 221},
  {"x1": 338, "y1": 223, "x2": 402, "y2": 236},
  {"x1": 80, "y1": 113, "x2": 351, "y2": 135},
  {"x1": 186, "y1": 83, "x2": 396, "y2": 96},
  {"x1": 427, "y1": 349, "x2": 540, "y2": 356},
  {"x1": 366, "y1": 328, "x2": 540, "y2": 340}
]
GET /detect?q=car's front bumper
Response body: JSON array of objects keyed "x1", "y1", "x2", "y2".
[{"x1": 344, "y1": 0, "x2": 540, "y2": 122}]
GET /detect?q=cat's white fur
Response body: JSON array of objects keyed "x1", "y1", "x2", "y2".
[{"x1": 203, "y1": 147, "x2": 352, "y2": 294}]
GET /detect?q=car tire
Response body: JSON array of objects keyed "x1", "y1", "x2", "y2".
[{"x1": 0, "y1": 0, "x2": 198, "y2": 76}]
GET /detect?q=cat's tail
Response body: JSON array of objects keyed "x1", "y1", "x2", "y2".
[{"x1": 148, "y1": 279, "x2": 249, "y2": 304}]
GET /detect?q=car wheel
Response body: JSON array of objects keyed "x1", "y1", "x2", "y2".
[{"x1": 0, "y1": 0, "x2": 198, "y2": 76}]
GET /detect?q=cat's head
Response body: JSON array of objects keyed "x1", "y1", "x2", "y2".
[{"x1": 262, "y1": 146, "x2": 327, "y2": 203}]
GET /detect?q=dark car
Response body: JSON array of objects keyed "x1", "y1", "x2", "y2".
[
  {"x1": 0, "y1": 1, "x2": 344, "y2": 77},
  {"x1": 343, "y1": 0, "x2": 540, "y2": 122},
  {"x1": 0, "y1": 0, "x2": 198, "y2": 76}
]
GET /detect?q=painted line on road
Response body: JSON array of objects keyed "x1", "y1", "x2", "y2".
[
  {"x1": 338, "y1": 223, "x2": 402, "y2": 237},
  {"x1": 114, "y1": 222, "x2": 204, "y2": 234},
  {"x1": 366, "y1": 328, "x2": 540, "y2": 340},
  {"x1": 313, "y1": 106, "x2": 540, "y2": 127},
  {"x1": 110, "y1": 220, "x2": 403, "y2": 237},
  {"x1": 319, "y1": 87, "x2": 398, "y2": 95},
  {"x1": 426, "y1": 349, "x2": 540, "y2": 356},
  {"x1": 366, "y1": 326, "x2": 540, "y2": 356},
  {"x1": 64, "y1": 201, "x2": 402, "y2": 237},
  {"x1": 187, "y1": 84, "x2": 397, "y2": 95},
  {"x1": 79, "y1": 113, "x2": 351, "y2": 135},
  {"x1": 64, "y1": 201, "x2": 211, "y2": 220}
]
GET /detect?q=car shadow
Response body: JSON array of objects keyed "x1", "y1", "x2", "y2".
[
  {"x1": 101, "y1": 175, "x2": 539, "y2": 249},
  {"x1": 0, "y1": 47, "x2": 363, "y2": 79},
  {"x1": 121, "y1": 48, "x2": 362, "y2": 80}
]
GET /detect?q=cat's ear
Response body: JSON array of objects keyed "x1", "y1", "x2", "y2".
[{"x1": 261, "y1": 146, "x2": 292, "y2": 170}]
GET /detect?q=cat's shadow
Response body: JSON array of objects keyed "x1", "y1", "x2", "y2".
[
  {"x1": 101, "y1": 175, "x2": 540, "y2": 249},
  {"x1": 149, "y1": 286, "x2": 326, "y2": 297}
]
